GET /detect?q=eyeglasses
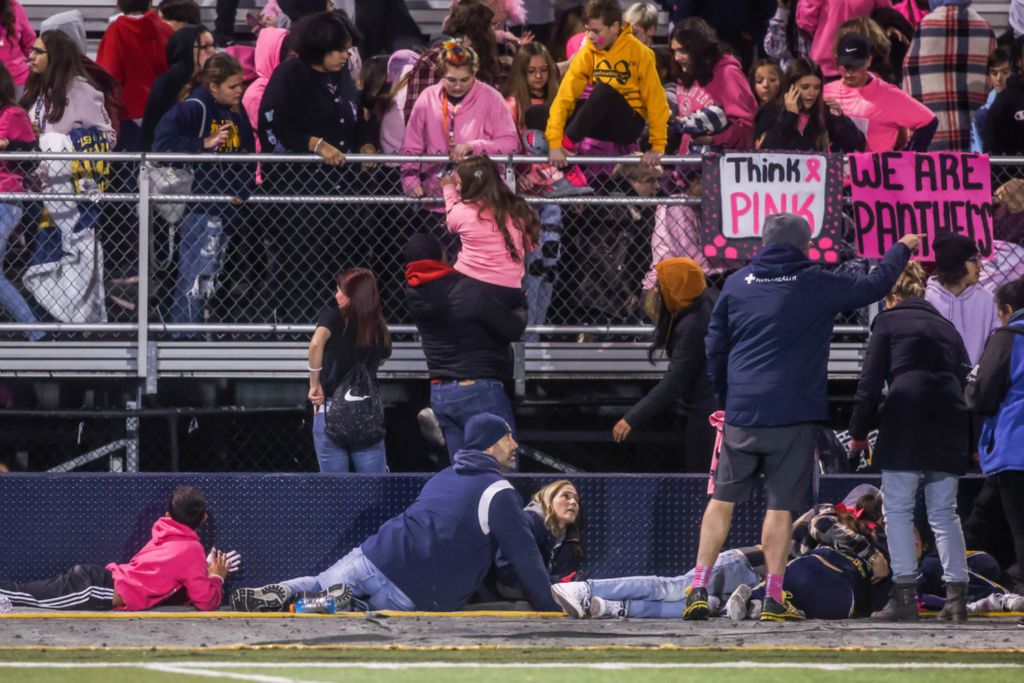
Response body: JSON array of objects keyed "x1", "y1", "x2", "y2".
[
  {"x1": 198, "y1": 43, "x2": 216, "y2": 51},
  {"x1": 29, "y1": 47, "x2": 47, "y2": 56}
]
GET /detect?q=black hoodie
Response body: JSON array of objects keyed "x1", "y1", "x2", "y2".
[
  {"x1": 984, "y1": 75, "x2": 1024, "y2": 156},
  {"x1": 141, "y1": 25, "x2": 205, "y2": 152},
  {"x1": 404, "y1": 263, "x2": 527, "y2": 380}
]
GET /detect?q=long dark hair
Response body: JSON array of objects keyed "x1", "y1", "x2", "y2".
[
  {"x1": 335, "y1": 268, "x2": 391, "y2": 352},
  {"x1": 505, "y1": 43, "x2": 559, "y2": 129},
  {"x1": 20, "y1": 31, "x2": 95, "y2": 124},
  {"x1": 0, "y1": 61, "x2": 18, "y2": 110},
  {"x1": 444, "y1": 1, "x2": 498, "y2": 81},
  {"x1": 648, "y1": 290, "x2": 677, "y2": 364},
  {"x1": 783, "y1": 57, "x2": 829, "y2": 151},
  {"x1": 0, "y1": 0, "x2": 15, "y2": 40},
  {"x1": 670, "y1": 26, "x2": 723, "y2": 87},
  {"x1": 456, "y1": 155, "x2": 540, "y2": 264}
]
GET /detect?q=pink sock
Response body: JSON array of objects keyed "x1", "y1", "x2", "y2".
[
  {"x1": 691, "y1": 566, "x2": 710, "y2": 589},
  {"x1": 766, "y1": 573, "x2": 784, "y2": 603}
]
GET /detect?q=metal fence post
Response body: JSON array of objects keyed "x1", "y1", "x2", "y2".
[{"x1": 137, "y1": 155, "x2": 151, "y2": 390}]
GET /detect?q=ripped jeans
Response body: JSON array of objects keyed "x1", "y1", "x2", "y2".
[{"x1": 169, "y1": 211, "x2": 230, "y2": 335}]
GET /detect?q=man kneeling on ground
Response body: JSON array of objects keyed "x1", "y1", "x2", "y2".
[{"x1": 230, "y1": 413, "x2": 561, "y2": 613}]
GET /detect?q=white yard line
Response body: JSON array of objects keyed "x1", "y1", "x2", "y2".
[
  {"x1": 145, "y1": 663, "x2": 308, "y2": 683},
  {"x1": 1, "y1": 662, "x2": 1023, "y2": 671}
]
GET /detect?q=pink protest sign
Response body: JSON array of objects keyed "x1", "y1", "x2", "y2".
[{"x1": 849, "y1": 152, "x2": 994, "y2": 260}]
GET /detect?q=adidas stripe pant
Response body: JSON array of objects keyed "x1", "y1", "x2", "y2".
[{"x1": 0, "y1": 563, "x2": 115, "y2": 610}]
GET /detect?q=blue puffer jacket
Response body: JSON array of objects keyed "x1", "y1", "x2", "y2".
[
  {"x1": 966, "y1": 310, "x2": 1024, "y2": 474},
  {"x1": 360, "y1": 450, "x2": 559, "y2": 612},
  {"x1": 706, "y1": 241, "x2": 910, "y2": 427}
]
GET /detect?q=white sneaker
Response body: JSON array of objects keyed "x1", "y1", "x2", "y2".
[
  {"x1": 1004, "y1": 593, "x2": 1024, "y2": 612},
  {"x1": 551, "y1": 581, "x2": 591, "y2": 618},
  {"x1": 748, "y1": 598, "x2": 763, "y2": 621},
  {"x1": 968, "y1": 593, "x2": 1005, "y2": 614},
  {"x1": 725, "y1": 584, "x2": 752, "y2": 621},
  {"x1": 0, "y1": 594, "x2": 12, "y2": 613},
  {"x1": 588, "y1": 596, "x2": 625, "y2": 618}
]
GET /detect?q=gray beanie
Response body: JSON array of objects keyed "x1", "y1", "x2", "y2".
[
  {"x1": 762, "y1": 213, "x2": 812, "y2": 251},
  {"x1": 40, "y1": 10, "x2": 88, "y2": 55}
]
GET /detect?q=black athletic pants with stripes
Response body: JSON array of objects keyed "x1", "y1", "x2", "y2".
[{"x1": 0, "y1": 563, "x2": 115, "y2": 610}]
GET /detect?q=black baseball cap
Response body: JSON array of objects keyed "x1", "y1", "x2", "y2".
[{"x1": 836, "y1": 33, "x2": 871, "y2": 69}]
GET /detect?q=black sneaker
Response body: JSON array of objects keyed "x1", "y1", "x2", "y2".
[
  {"x1": 230, "y1": 583, "x2": 290, "y2": 612},
  {"x1": 296, "y1": 583, "x2": 353, "y2": 612},
  {"x1": 760, "y1": 594, "x2": 806, "y2": 622},
  {"x1": 683, "y1": 586, "x2": 709, "y2": 621}
]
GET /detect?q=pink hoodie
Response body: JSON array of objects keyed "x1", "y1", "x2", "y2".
[
  {"x1": 674, "y1": 54, "x2": 757, "y2": 151},
  {"x1": 797, "y1": 0, "x2": 891, "y2": 77},
  {"x1": 243, "y1": 27, "x2": 289, "y2": 150},
  {"x1": 0, "y1": 0, "x2": 36, "y2": 86},
  {"x1": 400, "y1": 79, "x2": 519, "y2": 210},
  {"x1": 106, "y1": 517, "x2": 222, "y2": 611},
  {"x1": 443, "y1": 183, "x2": 530, "y2": 288},
  {"x1": 0, "y1": 105, "x2": 34, "y2": 192}
]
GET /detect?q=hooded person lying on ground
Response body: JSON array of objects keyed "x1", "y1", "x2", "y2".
[
  {"x1": 229, "y1": 413, "x2": 561, "y2": 613},
  {"x1": 0, "y1": 485, "x2": 238, "y2": 612}
]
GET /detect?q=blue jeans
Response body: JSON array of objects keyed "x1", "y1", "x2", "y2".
[
  {"x1": 312, "y1": 406, "x2": 388, "y2": 473},
  {"x1": 0, "y1": 203, "x2": 43, "y2": 341},
  {"x1": 430, "y1": 379, "x2": 516, "y2": 463},
  {"x1": 522, "y1": 204, "x2": 562, "y2": 342},
  {"x1": 882, "y1": 470, "x2": 968, "y2": 583},
  {"x1": 588, "y1": 549, "x2": 759, "y2": 618},
  {"x1": 169, "y1": 211, "x2": 230, "y2": 332},
  {"x1": 281, "y1": 547, "x2": 416, "y2": 611}
]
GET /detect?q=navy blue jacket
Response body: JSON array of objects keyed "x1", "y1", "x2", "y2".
[
  {"x1": 495, "y1": 501, "x2": 583, "y2": 589},
  {"x1": 153, "y1": 86, "x2": 255, "y2": 216},
  {"x1": 706, "y1": 242, "x2": 910, "y2": 427},
  {"x1": 360, "y1": 451, "x2": 559, "y2": 612}
]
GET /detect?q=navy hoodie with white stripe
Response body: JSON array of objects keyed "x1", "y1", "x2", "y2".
[
  {"x1": 360, "y1": 451, "x2": 560, "y2": 612},
  {"x1": 706, "y1": 241, "x2": 910, "y2": 427}
]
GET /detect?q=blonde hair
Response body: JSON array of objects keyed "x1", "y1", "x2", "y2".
[
  {"x1": 835, "y1": 17, "x2": 890, "y2": 63},
  {"x1": 614, "y1": 151, "x2": 663, "y2": 182},
  {"x1": 623, "y1": 2, "x2": 659, "y2": 32},
  {"x1": 890, "y1": 261, "x2": 927, "y2": 300},
  {"x1": 532, "y1": 480, "x2": 580, "y2": 537}
]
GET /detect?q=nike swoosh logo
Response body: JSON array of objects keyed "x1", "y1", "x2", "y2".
[
  {"x1": 344, "y1": 389, "x2": 370, "y2": 402},
  {"x1": 844, "y1": 47, "x2": 857, "y2": 53}
]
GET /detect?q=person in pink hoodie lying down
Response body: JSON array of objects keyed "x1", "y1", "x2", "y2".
[{"x1": 0, "y1": 486, "x2": 237, "y2": 611}]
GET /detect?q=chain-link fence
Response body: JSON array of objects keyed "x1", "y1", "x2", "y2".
[{"x1": 4, "y1": 152, "x2": 1021, "y2": 342}]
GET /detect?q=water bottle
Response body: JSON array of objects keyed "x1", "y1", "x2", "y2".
[{"x1": 291, "y1": 595, "x2": 336, "y2": 614}]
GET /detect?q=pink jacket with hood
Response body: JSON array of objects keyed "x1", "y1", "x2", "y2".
[
  {"x1": 400, "y1": 79, "x2": 519, "y2": 209},
  {"x1": 0, "y1": 0, "x2": 36, "y2": 86},
  {"x1": 797, "y1": 0, "x2": 891, "y2": 77},
  {"x1": 106, "y1": 516, "x2": 223, "y2": 611},
  {"x1": 675, "y1": 54, "x2": 757, "y2": 151},
  {"x1": 243, "y1": 27, "x2": 289, "y2": 151}
]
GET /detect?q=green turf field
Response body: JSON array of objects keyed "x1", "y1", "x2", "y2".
[{"x1": 2, "y1": 647, "x2": 1023, "y2": 683}]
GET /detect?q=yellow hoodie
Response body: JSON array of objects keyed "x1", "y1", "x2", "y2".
[{"x1": 545, "y1": 24, "x2": 669, "y2": 153}]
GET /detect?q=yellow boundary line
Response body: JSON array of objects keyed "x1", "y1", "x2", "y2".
[
  {"x1": 0, "y1": 644, "x2": 1021, "y2": 655},
  {"x1": 2, "y1": 610, "x2": 1021, "y2": 620},
  {"x1": 0, "y1": 610, "x2": 564, "y2": 619}
]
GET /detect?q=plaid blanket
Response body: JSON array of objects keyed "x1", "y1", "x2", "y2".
[{"x1": 903, "y1": 5, "x2": 995, "y2": 151}]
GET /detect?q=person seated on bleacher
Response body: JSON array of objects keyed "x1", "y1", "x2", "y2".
[
  {"x1": 230, "y1": 413, "x2": 561, "y2": 614},
  {"x1": 96, "y1": 0, "x2": 174, "y2": 150},
  {"x1": 0, "y1": 485, "x2": 236, "y2": 612}
]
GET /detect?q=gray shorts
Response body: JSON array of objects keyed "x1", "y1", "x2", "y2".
[{"x1": 712, "y1": 423, "x2": 816, "y2": 511}]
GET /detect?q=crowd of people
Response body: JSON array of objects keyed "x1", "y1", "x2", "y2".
[{"x1": 1, "y1": 0, "x2": 1024, "y2": 625}]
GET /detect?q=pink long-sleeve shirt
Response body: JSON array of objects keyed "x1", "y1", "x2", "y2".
[
  {"x1": 823, "y1": 74, "x2": 935, "y2": 152},
  {"x1": 797, "y1": 0, "x2": 892, "y2": 77},
  {"x1": 106, "y1": 517, "x2": 222, "y2": 611},
  {"x1": 0, "y1": 0, "x2": 36, "y2": 86},
  {"x1": 401, "y1": 80, "x2": 520, "y2": 211},
  {"x1": 443, "y1": 183, "x2": 530, "y2": 289}
]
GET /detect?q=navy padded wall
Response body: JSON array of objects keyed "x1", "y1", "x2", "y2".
[{"x1": 0, "y1": 474, "x2": 984, "y2": 593}]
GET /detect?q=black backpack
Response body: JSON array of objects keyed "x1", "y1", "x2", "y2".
[{"x1": 325, "y1": 362, "x2": 385, "y2": 450}]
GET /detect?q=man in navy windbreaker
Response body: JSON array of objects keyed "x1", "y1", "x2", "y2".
[
  {"x1": 682, "y1": 213, "x2": 920, "y2": 623},
  {"x1": 230, "y1": 413, "x2": 560, "y2": 613}
]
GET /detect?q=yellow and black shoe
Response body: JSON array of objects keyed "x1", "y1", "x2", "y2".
[
  {"x1": 760, "y1": 593, "x2": 806, "y2": 622},
  {"x1": 683, "y1": 586, "x2": 710, "y2": 621}
]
